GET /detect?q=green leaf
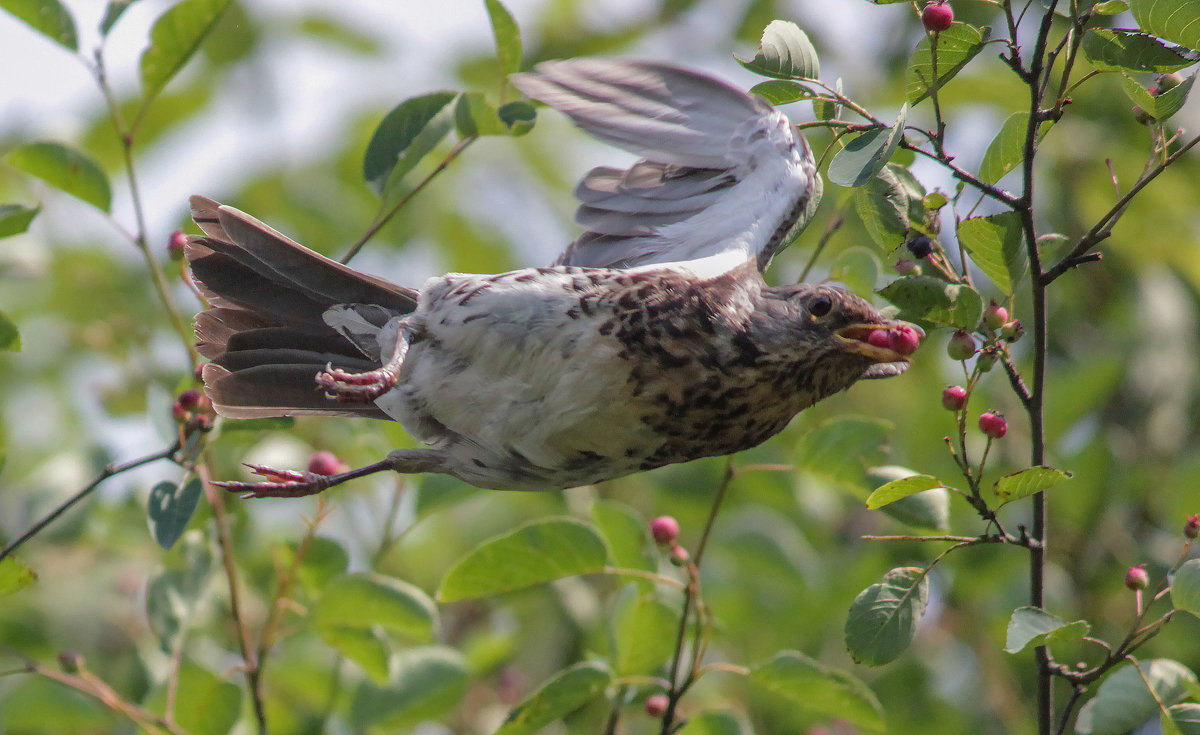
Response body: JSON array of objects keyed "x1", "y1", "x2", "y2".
[
  {"x1": 0, "y1": 311, "x2": 20, "y2": 351},
  {"x1": 829, "y1": 246, "x2": 881, "y2": 298},
  {"x1": 0, "y1": 203, "x2": 40, "y2": 238},
  {"x1": 866, "y1": 473, "x2": 942, "y2": 509},
  {"x1": 814, "y1": 77, "x2": 844, "y2": 121},
  {"x1": 100, "y1": 0, "x2": 139, "y2": 35},
  {"x1": 437, "y1": 517, "x2": 608, "y2": 602},
  {"x1": 1003, "y1": 606, "x2": 1091, "y2": 654},
  {"x1": 147, "y1": 478, "x2": 203, "y2": 549},
  {"x1": 828, "y1": 105, "x2": 908, "y2": 188},
  {"x1": 146, "y1": 544, "x2": 213, "y2": 656},
  {"x1": 845, "y1": 566, "x2": 930, "y2": 666},
  {"x1": 5, "y1": 142, "x2": 112, "y2": 212},
  {"x1": 454, "y1": 91, "x2": 510, "y2": 137},
  {"x1": 311, "y1": 572, "x2": 438, "y2": 642},
  {"x1": 855, "y1": 167, "x2": 911, "y2": 250},
  {"x1": 957, "y1": 211, "x2": 1027, "y2": 295},
  {"x1": 145, "y1": 661, "x2": 241, "y2": 735},
  {"x1": 614, "y1": 593, "x2": 677, "y2": 675},
  {"x1": 498, "y1": 100, "x2": 536, "y2": 135},
  {"x1": 866, "y1": 466, "x2": 950, "y2": 530},
  {"x1": 750, "y1": 651, "x2": 885, "y2": 732},
  {"x1": 590, "y1": 500, "x2": 656, "y2": 575},
  {"x1": 1096, "y1": 0, "x2": 1131, "y2": 12},
  {"x1": 362, "y1": 91, "x2": 458, "y2": 194},
  {"x1": 494, "y1": 661, "x2": 612, "y2": 735},
  {"x1": 1076, "y1": 659, "x2": 1198, "y2": 735},
  {"x1": 735, "y1": 20, "x2": 820, "y2": 80},
  {"x1": 285, "y1": 536, "x2": 349, "y2": 593},
  {"x1": 906, "y1": 23, "x2": 986, "y2": 105},
  {"x1": 1165, "y1": 704, "x2": 1200, "y2": 735},
  {"x1": 792, "y1": 416, "x2": 892, "y2": 489},
  {"x1": 1121, "y1": 72, "x2": 1198, "y2": 119},
  {"x1": 350, "y1": 646, "x2": 470, "y2": 729},
  {"x1": 140, "y1": 0, "x2": 235, "y2": 112},
  {"x1": 750, "y1": 79, "x2": 818, "y2": 105},
  {"x1": 677, "y1": 711, "x2": 748, "y2": 735},
  {"x1": 0, "y1": 556, "x2": 37, "y2": 596},
  {"x1": 1172, "y1": 559, "x2": 1200, "y2": 617},
  {"x1": 993, "y1": 466, "x2": 1073, "y2": 506},
  {"x1": 321, "y1": 626, "x2": 390, "y2": 683},
  {"x1": 979, "y1": 112, "x2": 1030, "y2": 184},
  {"x1": 0, "y1": 0, "x2": 78, "y2": 50},
  {"x1": 1133, "y1": 0, "x2": 1200, "y2": 52},
  {"x1": 485, "y1": 0, "x2": 522, "y2": 75},
  {"x1": 1082, "y1": 28, "x2": 1200, "y2": 72},
  {"x1": 878, "y1": 275, "x2": 983, "y2": 329}
]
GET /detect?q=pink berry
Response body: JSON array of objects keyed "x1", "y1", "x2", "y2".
[
  {"x1": 942, "y1": 385, "x2": 967, "y2": 411},
  {"x1": 1185, "y1": 514, "x2": 1199, "y2": 540},
  {"x1": 887, "y1": 324, "x2": 922, "y2": 356},
  {"x1": 177, "y1": 388, "x2": 204, "y2": 410},
  {"x1": 168, "y1": 230, "x2": 188, "y2": 261},
  {"x1": 1124, "y1": 564, "x2": 1149, "y2": 591},
  {"x1": 922, "y1": 1, "x2": 954, "y2": 32},
  {"x1": 669, "y1": 544, "x2": 690, "y2": 567},
  {"x1": 649, "y1": 516, "x2": 680, "y2": 545},
  {"x1": 984, "y1": 301, "x2": 1009, "y2": 330},
  {"x1": 645, "y1": 694, "x2": 669, "y2": 717},
  {"x1": 308, "y1": 450, "x2": 348, "y2": 476},
  {"x1": 894, "y1": 259, "x2": 921, "y2": 276},
  {"x1": 866, "y1": 329, "x2": 891, "y2": 350},
  {"x1": 978, "y1": 411, "x2": 1008, "y2": 439},
  {"x1": 947, "y1": 329, "x2": 977, "y2": 360},
  {"x1": 1001, "y1": 319, "x2": 1024, "y2": 343}
]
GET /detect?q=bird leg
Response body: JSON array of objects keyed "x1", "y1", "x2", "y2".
[
  {"x1": 215, "y1": 448, "x2": 447, "y2": 499},
  {"x1": 316, "y1": 325, "x2": 412, "y2": 402}
]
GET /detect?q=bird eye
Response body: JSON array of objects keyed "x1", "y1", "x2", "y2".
[{"x1": 809, "y1": 293, "x2": 834, "y2": 318}]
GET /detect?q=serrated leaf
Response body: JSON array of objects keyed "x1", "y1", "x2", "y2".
[
  {"x1": 906, "y1": 23, "x2": 986, "y2": 105},
  {"x1": 485, "y1": 0, "x2": 521, "y2": 75},
  {"x1": 845, "y1": 566, "x2": 930, "y2": 666},
  {"x1": 100, "y1": 0, "x2": 139, "y2": 35},
  {"x1": 1004, "y1": 606, "x2": 1090, "y2": 653},
  {"x1": 878, "y1": 275, "x2": 983, "y2": 329},
  {"x1": 145, "y1": 661, "x2": 241, "y2": 735},
  {"x1": 958, "y1": 211, "x2": 1027, "y2": 295},
  {"x1": 750, "y1": 651, "x2": 885, "y2": 732},
  {"x1": 437, "y1": 517, "x2": 608, "y2": 602},
  {"x1": 855, "y1": 167, "x2": 911, "y2": 250},
  {"x1": 148, "y1": 478, "x2": 203, "y2": 549},
  {"x1": 494, "y1": 661, "x2": 612, "y2": 735},
  {"x1": 1082, "y1": 28, "x2": 1200, "y2": 72},
  {"x1": 0, "y1": 556, "x2": 37, "y2": 596},
  {"x1": 1076, "y1": 659, "x2": 1197, "y2": 735},
  {"x1": 678, "y1": 711, "x2": 747, "y2": 735},
  {"x1": 829, "y1": 106, "x2": 908, "y2": 188},
  {"x1": 139, "y1": 0, "x2": 234, "y2": 113},
  {"x1": 1133, "y1": 0, "x2": 1200, "y2": 52},
  {"x1": 0, "y1": 0, "x2": 78, "y2": 50},
  {"x1": 0, "y1": 203, "x2": 40, "y2": 238},
  {"x1": 993, "y1": 466, "x2": 1073, "y2": 506},
  {"x1": 311, "y1": 573, "x2": 437, "y2": 642},
  {"x1": 750, "y1": 79, "x2": 818, "y2": 105},
  {"x1": 979, "y1": 112, "x2": 1030, "y2": 184},
  {"x1": 0, "y1": 312, "x2": 20, "y2": 351},
  {"x1": 1165, "y1": 704, "x2": 1200, "y2": 735},
  {"x1": 350, "y1": 646, "x2": 470, "y2": 729},
  {"x1": 1172, "y1": 559, "x2": 1200, "y2": 617},
  {"x1": 866, "y1": 473, "x2": 942, "y2": 509},
  {"x1": 363, "y1": 91, "x2": 458, "y2": 194},
  {"x1": 735, "y1": 20, "x2": 820, "y2": 80},
  {"x1": 614, "y1": 593, "x2": 677, "y2": 675},
  {"x1": 5, "y1": 142, "x2": 111, "y2": 212}
]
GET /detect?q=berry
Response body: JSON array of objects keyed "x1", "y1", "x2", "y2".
[
  {"x1": 984, "y1": 301, "x2": 1009, "y2": 330},
  {"x1": 894, "y1": 259, "x2": 921, "y2": 276},
  {"x1": 906, "y1": 234, "x2": 934, "y2": 259},
  {"x1": 887, "y1": 324, "x2": 923, "y2": 356},
  {"x1": 1001, "y1": 319, "x2": 1024, "y2": 343},
  {"x1": 308, "y1": 450, "x2": 348, "y2": 476},
  {"x1": 172, "y1": 401, "x2": 190, "y2": 424},
  {"x1": 58, "y1": 651, "x2": 84, "y2": 673},
  {"x1": 947, "y1": 329, "x2": 977, "y2": 360},
  {"x1": 1124, "y1": 564, "x2": 1149, "y2": 591},
  {"x1": 922, "y1": 1, "x2": 954, "y2": 32},
  {"x1": 177, "y1": 388, "x2": 204, "y2": 411},
  {"x1": 669, "y1": 544, "x2": 690, "y2": 567},
  {"x1": 978, "y1": 411, "x2": 1008, "y2": 439},
  {"x1": 645, "y1": 694, "x2": 670, "y2": 717},
  {"x1": 976, "y1": 349, "x2": 996, "y2": 373},
  {"x1": 1132, "y1": 105, "x2": 1153, "y2": 124},
  {"x1": 1185, "y1": 514, "x2": 1199, "y2": 540},
  {"x1": 168, "y1": 230, "x2": 188, "y2": 261},
  {"x1": 867, "y1": 329, "x2": 891, "y2": 350},
  {"x1": 942, "y1": 385, "x2": 967, "y2": 411},
  {"x1": 650, "y1": 515, "x2": 680, "y2": 545}
]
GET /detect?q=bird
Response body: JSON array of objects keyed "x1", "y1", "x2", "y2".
[{"x1": 185, "y1": 58, "x2": 920, "y2": 498}]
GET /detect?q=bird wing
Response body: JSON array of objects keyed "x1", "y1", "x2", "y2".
[{"x1": 511, "y1": 58, "x2": 819, "y2": 274}]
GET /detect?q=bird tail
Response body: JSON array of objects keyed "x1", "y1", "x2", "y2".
[{"x1": 186, "y1": 196, "x2": 418, "y2": 419}]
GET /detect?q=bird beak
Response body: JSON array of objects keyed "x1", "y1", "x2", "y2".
[{"x1": 834, "y1": 324, "x2": 909, "y2": 364}]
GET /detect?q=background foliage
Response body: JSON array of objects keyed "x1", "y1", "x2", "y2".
[{"x1": 1, "y1": 1, "x2": 1199, "y2": 734}]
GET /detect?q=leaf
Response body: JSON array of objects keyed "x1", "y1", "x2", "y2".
[
  {"x1": 485, "y1": 0, "x2": 522, "y2": 75},
  {"x1": 1082, "y1": 28, "x2": 1200, "y2": 72},
  {"x1": 311, "y1": 572, "x2": 438, "y2": 642},
  {"x1": 321, "y1": 627, "x2": 390, "y2": 682},
  {"x1": 284, "y1": 536, "x2": 349, "y2": 592},
  {"x1": 979, "y1": 112, "x2": 1030, "y2": 184},
  {"x1": 828, "y1": 105, "x2": 908, "y2": 188},
  {"x1": 845, "y1": 566, "x2": 930, "y2": 666},
  {"x1": 590, "y1": 500, "x2": 656, "y2": 575},
  {"x1": 0, "y1": 203, "x2": 40, "y2": 238},
  {"x1": 1095, "y1": 0, "x2": 1131, "y2": 12},
  {"x1": 350, "y1": 646, "x2": 470, "y2": 729},
  {"x1": 0, "y1": 0, "x2": 78, "y2": 50},
  {"x1": 362, "y1": 91, "x2": 458, "y2": 194},
  {"x1": 437, "y1": 517, "x2": 608, "y2": 602},
  {"x1": 1121, "y1": 72, "x2": 1198, "y2": 119},
  {"x1": 147, "y1": 478, "x2": 203, "y2": 549},
  {"x1": 750, "y1": 79, "x2": 818, "y2": 105},
  {"x1": 829, "y1": 246, "x2": 881, "y2": 298},
  {"x1": 855, "y1": 167, "x2": 911, "y2": 250},
  {"x1": 454, "y1": 91, "x2": 510, "y2": 137},
  {"x1": 1133, "y1": 0, "x2": 1200, "y2": 52},
  {"x1": 906, "y1": 23, "x2": 986, "y2": 105},
  {"x1": 1076, "y1": 659, "x2": 1197, "y2": 735},
  {"x1": 0, "y1": 312, "x2": 20, "y2": 351},
  {"x1": 0, "y1": 556, "x2": 37, "y2": 596},
  {"x1": 993, "y1": 466, "x2": 1073, "y2": 506},
  {"x1": 5, "y1": 142, "x2": 112, "y2": 212},
  {"x1": 1004, "y1": 606, "x2": 1090, "y2": 653},
  {"x1": 494, "y1": 661, "x2": 612, "y2": 735},
  {"x1": 100, "y1": 0, "x2": 140, "y2": 35},
  {"x1": 957, "y1": 211, "x2": 1028, "y2": 295},
  {"x1": 750, "y1": 651, "x2": 885, "y2": 732},
  {"x1": 678, "y1": 711, "x2": 748, "y2": 735},
  {"x1": 878, "y1": 275, "x2": 984, "y2": 329},
  {"x1": 866, "y1": 464, "x2": 951, "y2": 531},
  {"x1": 614, "y1": 593, "x2": 677, "y2": 675},
  {"x1": 792, "y1": 416, "x2": 892, "y2": 489},
  {"x1": 145, "y1": 661, "x2": 241, "y2": 735},
  {"x1": 139, "y1": 0, "x2": 235, "y2": 112},
  {"x1": 497, "y1": 100, "x2": 536, "y2": 135},
  {"x1": 1172, "y1": 559, "x2": 1200, "y2": 618},
  {"x1": 1165, "y1": 704, "x2": 1200, "y2": 735},
  {"x1": 814, "y1": 77, "x2": 844, "y2": 121},
  {"x1": 866, "y1": 473, "x2": 942, "y2": 509},
  {"x1": 735, "y1": 20, "x2": 820, "y2": 80}
]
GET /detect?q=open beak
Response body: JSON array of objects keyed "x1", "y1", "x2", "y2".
[{"x1": 835, "y1": 324, "x2": 906, "y2": 363}]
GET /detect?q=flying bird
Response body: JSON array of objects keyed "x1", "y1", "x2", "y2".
[{"x1": 186, "y1": 58, "x2": 918, "y2": 497}]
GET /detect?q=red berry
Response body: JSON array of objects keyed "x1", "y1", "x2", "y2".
[
  {"x1": 866, "y1": 329, "x2": 891, "y2": 350},
  {"x1": 1124, "y1": 564, "x2": 1149, "y2": 591},
  {"x1": 947, "y1": 329, "x2": 977, "y2": 360},
  {"x1": 1185, "y1": 514, "x2": 1199, "y2": 539},
  {"x1": 649, "y1": 516, "x2": 680, "y2": 545},
  {"x1": 922, "y1": 1, "x2": 954, "y2": 32},
  {"x1": 308, "y1": 450, "x2": 348, "y2": 476},
  {"x1": 168, "y1": 230, "x2": 188, "y2": 261},
  {"x1": 669, "y1": 544, "x2": 690, "y2": 567},
  {"x1": 887, "y1": 324, "x2": 923, "y2": 356},
  {"x1": 984, "y1": 301, "x2": 1009, "y2": 330},
  {"x1": 177, "y1": 388, "x2": 204, "y2": 410},
  {"x1": 942, "y1": 385, "x2": 967, "y2": 411},
  {"x1": 978, "y1": 411, "x2": 1008, "y2": 439},
  {"x1": 645, "y1": 694, "x2": 669, "y2": 717}
]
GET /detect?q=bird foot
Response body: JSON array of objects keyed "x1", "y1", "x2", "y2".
[
  {"x1": 315, "y1": 364, "x2": 399, "y2": 402},
  {"x1": 214, "y1": 464, "x2": 336, "y2": 498}
]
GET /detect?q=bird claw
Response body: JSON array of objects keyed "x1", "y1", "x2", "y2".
[
  {"x1": 315, "y1": 364, "x2": 398, "y2": 403},
  {"x1": 214, "y1": 464, "x2": 332, "y2": 499}
]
